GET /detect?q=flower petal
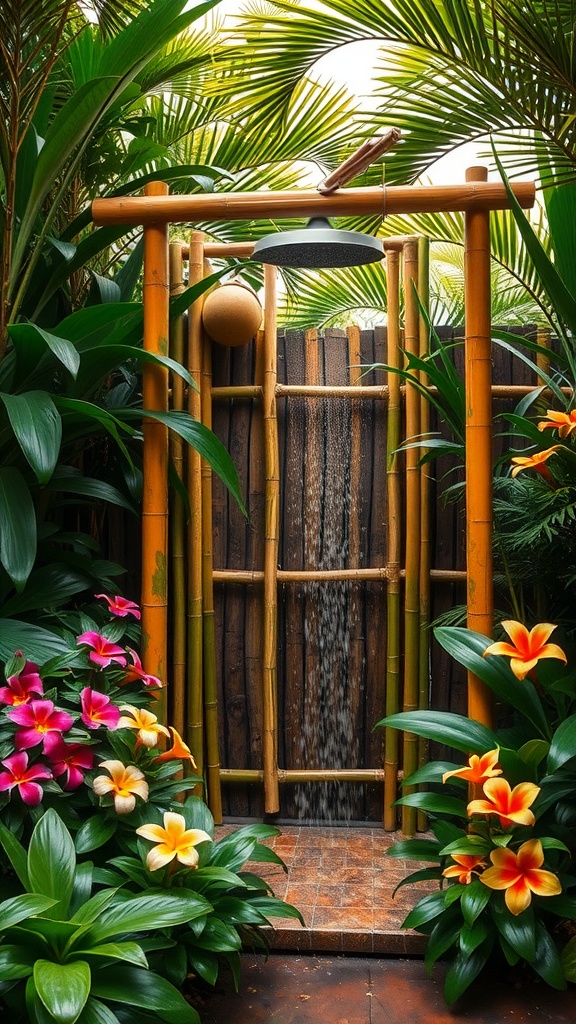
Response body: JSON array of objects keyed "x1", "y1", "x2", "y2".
[
  {"x1": 146, "y1": 845, "x2": 176, "y2": 871},
  {"x1": 505, "y1": 879, "x2": 533, "y2": 916},
  {"x1": 136, "y1": 822, "x2": 168, "y2": 843},
  {"x1": 525, "y1": 869, "x2": 562, "y2": 898}
]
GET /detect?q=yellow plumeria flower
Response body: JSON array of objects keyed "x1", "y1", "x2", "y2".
[
  {"x1": 92, "y1": 759, "x2": 149, "y2": 814},
  {"x1": 136, "y1": 811, "x2": 211, "y2": 871},
  {"x1": 480, "y1": 839, "x2": 561, "y2": 916},
  {"x1": 118, "y1": 704, "x2": 170, "y2": 747}
]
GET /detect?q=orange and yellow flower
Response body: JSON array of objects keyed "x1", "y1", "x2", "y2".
[
  {"x1": 537, "y1": 409, "x2": 576, "y2": 438},
  {"x1": 480, "y1": 839, "x2": 561, "y2": 915},
  {"x1": 510, "y1": 445, "x2": 561, "y2": 484},
  {"x1": 92, "y1": 759, "x2": 149, "y2": 814},
  {"x1": 442, "y1": 749, "x2": 502, "y2": 785},
  {"x1": 136, "y1": 811, "x2": 211, "y2": 871},
  {"x1": 467, "y1": 777, "x2": 540, "y2": 828},
  {"x1": 442, "y1": 854, "x2": 487, "y2": 885},
  {"x1": 117, "y1": 705, "x2": 170, "y2": 748},
  {"x1": 153, "y1": 727, "x2": 197, "y2": 767},
  {"x1": 483, "y1": 620, "x2": 567, "y2": 681}
]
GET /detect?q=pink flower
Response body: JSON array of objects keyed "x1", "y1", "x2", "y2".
[
  {"x1": 77, "y1": 631, "x2": 127, "y2": 669},
  {"x1": 123, "y1": 648, "x2": 163, "y2": 689},
  {"x1": 0, "y1": 657, "x2": 43, "y2": 705},
  {"x1": 0, "y1": 751, "x2": 52, "y2": 806},
  {"x1": 80, "y1": 688, "x2": 120, "y2": 730},
  {"x1": 95, "y1": 594, "x2": 141, "y2": 620},
  {"x1": 44, "y1": 736, "x2": 94, "y2": 790},
  {"x1": 7, "y1": 700, "x2": 74, "y2": 751}
]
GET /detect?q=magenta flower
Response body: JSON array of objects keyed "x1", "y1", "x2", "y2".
[
  {"x1": 123, "y1": 648, "x2": 163, "y2": 689},
  {"x1": 95, "y1": 594, "x2": 141, "y2": 620},
  {"x1": 0, "y1": 657, "x2": 43, "y2": 705},
  {"x1": 77, "y1": 631, "x2": 127, "y2": 669},
  {"x1": 80, "y1": 687, "x2": 120, "y2": 730},
  {"x1": 44, "y1": 736, "x2": 94, "y2": 790},
  {"x1": 0, "y1": 751, "x2": 52, "y2": 806},
  {"x1": 7, "y1": 700, "x2": 74, "y2": 751}
]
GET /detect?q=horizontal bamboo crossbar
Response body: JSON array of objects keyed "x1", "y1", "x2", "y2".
[
  {"x1": 212, "y1": 568, "x2": 466, "y2": 583},
  {"x1": 210, "y1": 383, "x2": 564, "y2": 401},
  {"x1": 220, "y1": 768, "x2": 386, "y2": 783},
  {"x1": 92, "y1": 181, "x2": 535, "y2": 227},
  {"x1": 183, "y1": 236, "x2": 419, "y2": 259}
]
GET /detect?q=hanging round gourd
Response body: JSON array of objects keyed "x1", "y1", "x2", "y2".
[{"x1": 201, "y1": 277, "x2": 263, "y2": 347}]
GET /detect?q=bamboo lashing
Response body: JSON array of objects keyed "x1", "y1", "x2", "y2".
[
  {"x1": 262, "y1": 264, "x2": 281, "y2": 813},
  {"x1": 186, "y1": 232, "x2": 206, "y2": 784},
  {"x1": 384, "y1": 247, "x2": 402, "y2": 831},
  {"x1": 141, "y1": 182, "x2": 170, "y2": 709},
  {"x1": 417, "y1": 234, "x2": 431, "y2": 834},
  {"x1": 464, "y1": 167, "x2": 495, "y2": 727},
  {"x1": 168, "y1": 242, "x2": 187, "y2": 738},
  {"x1": 401, "y1": 239, "x2": 421, "y2": 836},
  {"x1": 92, "y1": 181, "x2": 535, "y2": 227}
]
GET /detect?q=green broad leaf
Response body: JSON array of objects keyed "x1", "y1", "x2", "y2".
[
  {"x1": 392, "y1": 868, "x2": 443, "y2": 897},
  {"x1": 424, "y1": 907, "x2": 462, "y2": 973},
  {"x1": 561, "y1": 935, "x2": 576, "y2": 982},
  {"x1": 75, "y1": 997, "x2": 121, "y2": 1024},
  {"x1": 0, "y1": 944, "x2": 34, "y2": 981},
  {"x1": 459, "y1": 917, "x2": 489, "y2": 959},
  {"x1": 401, "y1": 890, "x2": 448, "y2": 931},
  {"x1": 547, "y1": 715, "x2": 576, "y2": 772},
  {"x1": 0, "y1": 619, "x2": 69, "y2": 662},
  {"x1": 34, "y1": 959, "x2": 90, "y2": 1024},
  {"x1": 87, "y1": 891, "x2": 212, "y2": 943},
  {"x1": 443, "y1": 940, "x2": 493, "y2": 1005},
  {"x1": 434, "y1": 627, "x2": 550, "y2": 739},
  {"x1": 187, "y1": 951, "x2": 219, "y2": 987},
  {"x1": 402, "y1": 761, "x2": 462, "y2": 787},
  {"x1": 516, "y1": 739, "x2": 550, "y2": 771},
  {"x1": 91, "y1": 966, "x2": 201, "y2": 1024},
  {"x1": 247, "y1": 896, "x2": 304, "y2": 923},
  {"x1": 539, "y1": 837, "x2": 570, "y2": 853},
  {"x1": 461, "y1": 880, "x2": 492, "y2": 927},
  {"x1": 0, "y1": 893, "x2": 58, "y2": 931},
  {"x1": 439, "y1": 836, "x2": 491, "y2": 858},
  {"x1": 28, "y1": 809, "x2": 76, "y2": 919},
  {"x1": 377, "y1": 710, "x2": 499, "y2": 753},
  {"x1": 532, "y1": 921, "x2": 566, "y2": 989},
  {"x1": 183, "y1": 917, "x2": 242, "y2": 953},
  {"x1": 45, "y1": 469, "x2": 136, "y2": 513},
  {"x1": 386, "y1": 839, "x2": 442, "y2": 861},
  {"x1": 491, "y1": 902, "x2": 536, "y2": 963},
  {"x1": 394, "y1": 792, "x2": 467, "y2": 817},
  {"x1": 541, "y1": 894, "x2": 576, "y2": 919},
  {"x1": 0, "y1": 468, "x2": 36, "y2": 590},
  {"x1": 0, "y1": 819, "x2": 30, "y2": 887},
  {"x1": 8, "y1": 323, "x2": 80, "y2": 380},
  {"x1": 72, "y1": 943, "x2": 148, "y2": 968},
  {"x1": 75, "y1": 817, "x2": 118, "y2": 855},
  {"x1": 0, "y1": 391, "x2": 62, "y2": 483},
  {"x1": 70, "y1": 889, "x2": 119, "y2": 926}
]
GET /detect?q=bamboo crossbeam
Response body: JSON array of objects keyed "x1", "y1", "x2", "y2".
[
  {"x1": 464, "y1": 168, "x2": 495, "y2": 728},
  {"x1": 210, "y1": 383, "x2": 561, "y2": 402},
  {"x1": 262, "y1": 264, "x2": 281, "y2": 814},
  {"x1": 168, "y1": 242, "x2": 187, "y2": 738},
  {"x1": 212, "y1": 568, "x2": 467, "y2": 583},
  {"x1": 92, "y1": 181, "x2": 535, "y2": 227},
  {"x1": 220, "y1": 768, "x2": 386, "y2": 783}
]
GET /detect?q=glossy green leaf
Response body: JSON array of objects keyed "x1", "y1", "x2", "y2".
[
  {"x1": 8, "y1": 323, "x2": 80, "y2": 380},
  {"x1": 378, "y1": 710, "x2": 499, "y2": 753},
  {"x1": 0, "y1": 818, "x2": 30, "y2": 887},
  {"x1": 70, "y1": 889, "x2": 119, "y2": 926},
  {"x1": 561, "y1": 935, "x2": 576, "y2": 982},
  {"x1": 74, "y1": 817, "x2": 118, "y2": 855},
  {"x1": 28, "y1": 809, "x2": 76, "y2": 919},
  {"x1": 34, "y1": 959, "x2": 91, "y2": 1024},
  {"x1": 394, "y1": 792, "x2": 468, "y2": 817},
  {"x1": 87, "y1": 890, "x2": 212, "y2": 943},
  {"x1": 386, "y1": 839, "x2": 442, "y2": 861},
  {"x1": 91, "y1": 966, "x2": 201, "y2": 1023},
  {"x1": 72, "y1": 943, "x2": 148, "y2": 968},
  {"x1": 460, "y1": 880, "x2": 492, "y2": 927},
  {"x1": 547, "y1": 715, "x2": 576, "y2": 772},
  {"x1": 424, "y1": 908, "x2": 462, "y2": 972},
  {"x1": 403, "y1": 761, "x2": 462, "y2": 787},
  {"x1": 443, "y1": 940, "x2": 493, "y2": 1005},
  {"x1": 0, "y1": 619, "x2": 72, "y2": 662},
  {"x1": 0, "y1": 944, "x2": 35, "y2": 981},
  {"x1": 402, "y1": 890, "x2": 449, "y2": 930},
  {"x1": 0, "y1": 893, "x2": 57, "y2": 931},
  {"x1": 491, "y1": 902, "x2": 536, "y2": 963},
  {"x1": 0, "y1": 468, "x2": 36, "y2": 590},
  {"x1": 0, "y1": 391, "x2": 62, "y2": 483},
  {"x1": 532, "y1": 920, "x2": 566, "y2": 989},
  {"x1": 459, "y1": 917, "x2": 489, "y2": 959},
  {"x1": 74, "y1": 997, "x2": 121, "y2": 1024}
]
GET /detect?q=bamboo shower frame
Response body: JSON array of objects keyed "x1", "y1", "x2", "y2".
[{"x1": 93, "y1": 171, "x2": 536, "y2": 827}]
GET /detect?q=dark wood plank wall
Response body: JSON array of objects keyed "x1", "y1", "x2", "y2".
[{"x1": 207, "y1": 325, "x2": 538, "y2": 821}]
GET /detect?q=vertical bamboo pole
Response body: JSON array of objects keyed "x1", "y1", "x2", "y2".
[
  {"x1": 186, "y1": 232, "x2": 206, "y2": 783},
  {"x1": 464, "y1": 168, "x2": 495, "y2": 727},
  {"x1": 347, "y1": 325, "x2": 363, "y2": 817},
  {"x1": 384, "y1": 249, "x2": 402, "y2": 831},
  {"x1": 262, "y1": 264, "x2": 280, "y2": 813},
  {"x1": 141, "y1": 181, "x2": 169, "y2": 711},
  {"x1": 200, "y1": 261, "x2": 222, "y2": 821},
  {"x1": 169, "y1": 242, "x2": 187, "y2": 736},
  {"x1": 402, "y1": 239, "x2": 421, "y2": 836},
  {"x1": 417, "y1": 235, "x2": 431, "y2": 833}
]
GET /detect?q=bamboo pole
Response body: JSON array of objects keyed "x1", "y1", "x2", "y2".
[
  {"x1": 417, "y1": 235, "x2": 431, "y2": 834},
  {"x1": 168, "y1": 242, "x2": 187, "y2": 737},
  {"x1": 347, "y1": 324, "x2": 364, "y2": 817},
  {"x1": 211, "y1": 382, "x2": 550, "y2": 401},
  {"x1": 213, "y1": 567, "x2": 467, "y2": 583},
  {"x1": 200, "y1": 273, "x2": 223, "y2": 822},
  {"x1": 464, "y1": 168, "x2": 495, "y2": 727},
  {"x1": 92, "y1": 180, "x2": 535, "y2": 227},
  {"x1": 384, "y1": 248, "x2": 402, "y2": 831},
  {"x1": 141, "y1": 182, "x2": 170, "y2": 709},
  {"x1": 402, "y1": 239, "x2": 421, "y2": 837},
  {"x1": 220, "y1": 768, "x2": 386, "y2": 783},
  {"x1": 262, "y1": 265, "x2": 280, "y2": 813},
  {"x1": 186, "y1": 232, "x2": 206, "y2": 783}
]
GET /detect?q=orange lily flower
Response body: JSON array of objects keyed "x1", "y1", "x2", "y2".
[
  {"x1": 510, "y1": 445, "x2": 561, "y2": 485},
  {"x1": 480, "y1": 839, "x2": 561, "y2": 915},
  {"x1": 467, "y1": 777, "x2": 539, "y2": 828},
  {"x1": 117, "y1": 704, "x2": 170, "y2": 748},
  {"x1": 537, "y1": 409, "x2": 576, "y2": 438},
  {"x1": 483, "y1": 620, "x2": 567, "y2": 681},
  {"x1": 442, "y1": 748, "x2": 502, "y2": 785},
  {"x1": 136, "y1": 811, "x2": 211, "y2": 871},
  {"x1": 92, "y1": 759, "x2": 149, "y2": 814},
  {"x1": 153, "y1": 727, "x2": 197, "y2": 767},
  {"x1": 442, "y1": 854, "x2": 486, "y2": 885}
]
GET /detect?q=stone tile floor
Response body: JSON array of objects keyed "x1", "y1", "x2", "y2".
[{"x1": 214, "y1": 822, "x2": 433, "y2": 954}]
